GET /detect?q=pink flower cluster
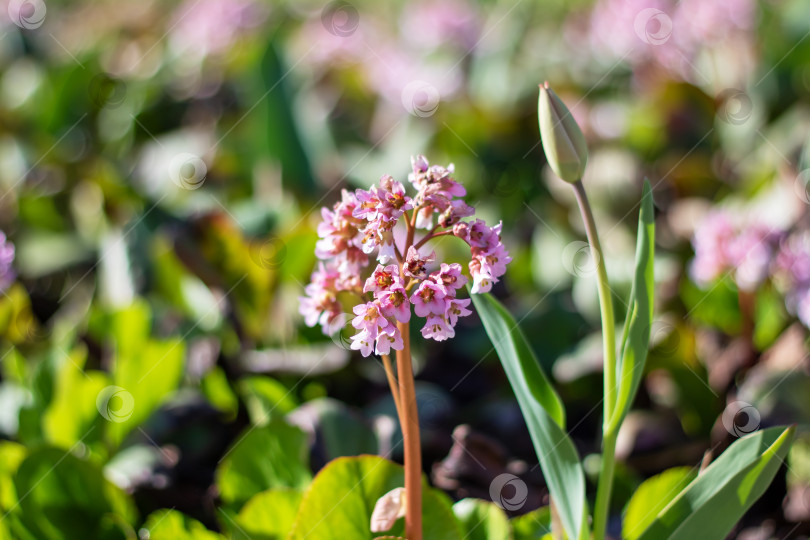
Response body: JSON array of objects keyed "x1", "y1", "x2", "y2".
[
  {"x1": 690, "y1": 212, "x2": 779, "y2": 292},
  {"x1": 299, "y1": 156, "x2": 511, "y2": 357},
  {"x1": 690, "y1": 211, "x2": 810, "y2": 328},
  {"x1": 584, "y1": 0, "x2": 756, "y2": 84}
]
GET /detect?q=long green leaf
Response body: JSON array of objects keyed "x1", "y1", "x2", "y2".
[
  {"x1": 608, "y1": 180, "x2": 655, "y2": 433},
  {"x1": 623, "y1": 467, "x2": 696, "y2": 540},
  {"x1": 471, "y1": 292, "x2": 587, "y2": 540},
  {"x1": 636, "y1": 426, "x2": 795, "y2": 540}
]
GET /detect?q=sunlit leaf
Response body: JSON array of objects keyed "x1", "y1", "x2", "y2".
[
  {"x1": 470, "y1": 291, "x2": 587, "y2": 540},
  {"x1": 453, "y1": 498, "x2": 511, "y2": 540},
  {"x1": 231, "y1": 488, "x2": 303, "y2": 539},
  {"x1": 609, "y1": 179, "x2": 655, "y2": 433},
  {"x1": 636, "y1": 426, "x2": 794, "y2": 540},
  {"x1": 142, "y1": 509, "x2": 224, "y2": 540},
  {"x1": 623, "y1": 467, "x2": 696, "y2": 540},
  {"x1": 216, "y1": 421, "x2": 311, "y2": 508},
  {"x1": 9, "y1": 447, "x2": 137, "y2": 540},
  {"x1": 287, "y1": 455, "x2": 462, "y2": 540}
]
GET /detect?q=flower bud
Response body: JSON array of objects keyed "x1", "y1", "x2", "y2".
[{"x1": 537, "y1": 82, "x2": 588, "y2": 183}]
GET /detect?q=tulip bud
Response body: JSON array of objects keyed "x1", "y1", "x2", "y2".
[{"x1": 537, "y1": 82, "x2": 588, "y2": 184}]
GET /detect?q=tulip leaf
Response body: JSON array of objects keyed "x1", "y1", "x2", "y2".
[
  {"x1": 623, "y1": 467, "x2": 696, "y2": 540},
  {"x1": 608, "y1": 179, "x2": 655, "y2": 433},
  {"x1": 470, "y1": 291, "x2": 587, "y2": 540},
  {"x1": 636, "y1": 426, "x2": 795, "y2": 540}
]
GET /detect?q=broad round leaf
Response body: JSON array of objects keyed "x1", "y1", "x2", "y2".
[
  {"x1": 287, "y1": 455, "x2": 462, "y2": 540},
  {"x1": 216, "y1": 421, "x2": 311, "y2": 508}
]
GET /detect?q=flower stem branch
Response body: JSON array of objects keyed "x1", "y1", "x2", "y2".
[
  {"x1": 571, "y1": 179, "x2": 617, "y2": 540},
  {"x1": 395, "y1": 320, "x2": 422, "y2": 540},
  {"x1": 381, "y1": 354, "x2": 403, "y2": 421},
  {"x1": 413, "y1": 230, "x2": 453, "y2": 250}
]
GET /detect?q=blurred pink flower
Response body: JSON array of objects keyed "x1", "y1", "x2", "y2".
[
  {"x1": 775, "y1": 232, "x2": 810, "y2": 327},
  {"x1": 690, "y1": 211, "x2": 779, "y2": 291},
  {"x1": 295, "y1": 2, "x2": 471, "y2": 109},
  {"x1": 586, "y1": 0, "x2": 755, "y2": 82},
  {"x1": 170, "y1": 0, "x2": 266, "y2": 59},
  {"x1": 0, "y1": 231, "x2": 15, "y2": 293},
  {"x1": 400, "y1": 0, "x2": 480, "y2": 52}
]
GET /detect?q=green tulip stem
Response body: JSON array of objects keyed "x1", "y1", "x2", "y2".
[{"x1": 572, "y1": 179, "x2": 617, "y2": 540}]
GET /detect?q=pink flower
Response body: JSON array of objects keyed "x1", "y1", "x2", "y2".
[
  {"x1": 350, "y1": 329, "x2": 375, "y2": 357},
  {"x1": 379, "y1": 287, "x2": 412, "y2": 323},
  {"x1": 404, "y1": 246, "x2": 436, "y2": 280},
  {"x1": 351, "y1": 301, "x2": 390, "y2": 341},
  {"x1": 432, "y1": 263, "x2": 467, "y2": 295},
  {"x1": 421, "y1": 314, "x2": 455, "y2": 341},
  {"x1": 354, "y1": 175, "x2": 413, "y2": 223},
  {"x1": 364, "y1": 264, "x2": 402, "y2": 295},
  {"x1": 459, "y1": 220, "x2": 511, "y2": 294},
  {"x1": 375, "y1": 325, "x2": 404, "y2": 355},
  {"x1": 315, "y1": 190, "x2": 369, "y2": 273},
  {"x1": 469, "y1": 261, "x2": 494, "y2": 294},
  {"x1": 467, "y1": 219, "x2": 497, "y2": 248},
  {"x1": 446, "y1": 298, "x2": 472, "y2": 325},
  {"x1": 411, "y1": 280, "x2": 447, "y2": 317},
  {"x1": 299, "y1": 261, "x2": 353, "y2": 335}
]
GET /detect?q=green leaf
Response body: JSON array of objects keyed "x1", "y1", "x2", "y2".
[
  {"x1": 201, "y1": 367, "x2": 239, "y2": 418},
  {"x1": 232, "y1": 488, "x2": 303, "y2": 539},
  {"x1": 142, "y1": 509, "x2": 224, "y2": 540},
  {"x1": 42, "y1": 346, "x2": 108, "y2": 453},
  {"x1": 511, "y1": 506, "x2": 552, "y2": 539},
  {"x1": 287, "y1": 455, "x2": 462, "y2": 540},
  {"x1": 623, "y1": 467, "x2": 696, "y2": 540},
  {"x1": 107, "y1": 336, "x2": 185, "y2": 446},
  {"x1": 0, "y1": 440, "x2": 27, "y2": 539},
  {"x1": 470, "y1": 292, "x2": 587, "y2": 540},
  {"x1": 216, "y1": 421, "x2": 311, "y2": 508},
  {"x1": 636, "y1": 426, "x2": 795, "y2": 540},
  {"x1": 453, "y1": 498, "x2": 511, "y2": 540},
  {"x1": 9, "y1": 447, "x2": 137, "y2": 540},
  {"x1": 609, "y1": 179, "x2": 655, "y2": 433},
  {"x1": 239, "y1": 376, "x2": 298, "y2": 426}
]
